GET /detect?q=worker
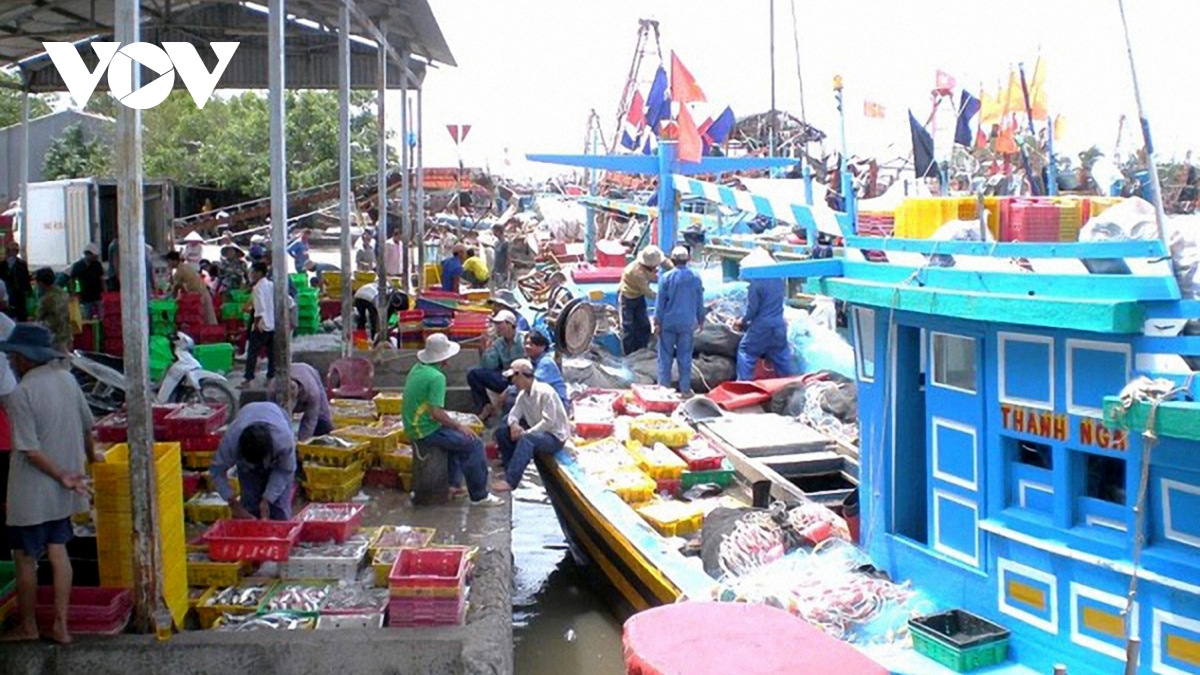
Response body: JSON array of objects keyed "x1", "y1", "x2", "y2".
[
  {"x1": 356, "y1": 230, "x2": 377, "y2": 272},
  {"x1": 618, "y1": 245, "x2": 665, "y2": 355},
  {"x1": 269, "y1": 361, "x2": 332, "y2": 441},
  {"x1": 286, "y1": 229, "x2": 311, "y2": 273},
  {"x1": 491, "y1": 223, "x2": 510, "y2": 288},
  {"x1": 654, "y1": 246, "x2": 705, "y2": 395},
  {"x1": 181, "y1": 231, "x2": 205, "y2": 268},
  {"x1": 735, "y1": 248, "x2": 795, "y2": 380},
  {"x1": 209, "y1": 402, "x2": 297, "y2": 520},
  {"x1": 69, "y1": 243, "x2": 105, "y2": 320},
  {"x1": 462, "y1": 248, "x2": 490, "y2": 288},
  {"x1": 165, "y1": 251, "x2": 218, "y2": 325},
  {"x1": 468, "y1": 309, "x2": 526, "y2": 421},
  {"x1": 33, "y1": 268, "x2": 72, "y2": 354},
  {"x1": 491, "y1": 358, "x2": 570, "y2": 492},
  {"x1": 440, "y1": 243, "x2": 466, "y2": 291},
  {"x1": 0, "y1": 241, "x2": 32, "y2": 322}
]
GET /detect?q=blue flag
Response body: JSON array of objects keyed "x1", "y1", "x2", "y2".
[
  {"x1": 909, "y1": 111, "x2": 936, "y2": 178},
  {"x1": 955, "y1": 90, "x2": 981, "y2": 147},
  {"x1": 706, "y1": 106, "x2": 736, "y2": 145},
  {"x1": 644, "y1": 66, "x2": 670, "y2": 131}
]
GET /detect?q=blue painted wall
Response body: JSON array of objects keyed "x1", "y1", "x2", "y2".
[{"x1": 850, "y1": 305, "x2": 1200, "y2": 674}]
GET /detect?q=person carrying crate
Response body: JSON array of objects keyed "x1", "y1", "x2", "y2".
[{"x1": 209, "y1": 401, "x2": 297, "y2": 521}]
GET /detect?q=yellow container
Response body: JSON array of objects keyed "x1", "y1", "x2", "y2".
[
  {"x1": 604, "y1": 468, "x2": 657, "y2": 505},
  {"x1": 628, "y1": 416, "x2": 692, "y2": 450},
  {"x1": 372, "y1": 548, "x2": 398, "y2": 587},
  {"x1": 625, "y1": 440, "x2": 687, "y2": 481},
  {"x1": 1088, "y1": 196, "x2": 1123, "y2": 219},
  {"x1": 298, "y1": 437, "x2": 369, "y2": 467},
  {"x1": 302, "y1": 460, "x2": 365, "y2": 488},
  {"x1": 182, "y1": 451, "x2": 215, "y2": 470},
  {"x1": 374, "y1": 417, "x2": 409, "y2": 444},
  {"x1": 197, "y1": 579, "x2": 275, "y2": 629},
  {"x1": 635, "y1": 500, "x2": 706, "y2": 537},
  {"x1": 379, "y1": 444, "x2": 413, "y2": 473},
  {"x1": 303, "y1": 470, "x2": 365, "y2": 502},
  {"x1": 422, "y1": 263, "x2": 441, "y2": 288},
  {"x1": 353, "y1": 271, "x2": 378, "y2": 291},
  {"x1": 187, "y1": 556, "x2": 248, "y2": 588},
  {"x1": 184, "y1": 493, "x2": 232, "y2": 524},
  {"x1": 373, "y1": 391, "x2": 403, "y2": 416},
  {"x1": 332, "y1": 425, "x2": 398, "y2": 463}
]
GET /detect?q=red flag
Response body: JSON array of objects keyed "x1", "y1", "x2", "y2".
[
  {"x1": 996, "y1": 118, "x2": 1018, "y2": 154},
  {"x1": 935, "y1": 70, "x2": 956, "y2": 95},
  {"x1": 677, "y1": 104, "x2": 703, "y2": 163},
  {"x1": 628, "y1": 90, "x2": 646, "y2": 127},
  {"x1": 447, "y1": 124, "x2": 459, "y2": 144},
  {"x1": 863, "y1": 101, "x2": 886, "y2": 118},
  {"x1": 670, "y1": 52, "x2": 706, "y2": 104},
  {"x1": 460, "y1": 124, "x2": 472, "y2": 143}
]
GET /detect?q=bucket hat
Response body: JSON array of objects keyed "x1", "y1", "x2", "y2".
[
  {"x1": 418, "y1": 333, "x2": 461, "y2": 364},
  {"x1": 0, "y1": 324, "x2": 65, "y2": 363}
]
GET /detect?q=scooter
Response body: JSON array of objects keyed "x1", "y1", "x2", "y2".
[{"x1": 72, "y1": 332, "x2": 240, "y2": 418}]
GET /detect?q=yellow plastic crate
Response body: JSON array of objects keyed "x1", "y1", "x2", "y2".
[
  {"x1": 372, "y1": 548, "x2": 398, "y2": 588},
  {"x1": 303, "y1": 470, "x2": 364, "y2": 502},
  {"x1": 604, "y1": 468, "x2": 657, "y2": 504},
  {"x1": 374, "y1": 417, "x2": 409, "y2": 444},
  {"x1": 628, "y1": 416, "x2": 692, "y2": 450},
  {"x1": 331, "y1": 425, "x2": 397, "y2": 463},
  {"x1": 635, "y1": 500, "x2": 705, "y2": 537},
  {"x1": 625, "y1": 440, "x2": 687, "y2": 481},
  {"x1": 93, "y1": 442, "x2": 183, "y2": 491},
  {"x1": 302, "y1": 460, "x2": 364, "y2": 488},
  {"x1": 298, "y1": 437, "x2": 369, "y2": 467},
  {"x1": 197, "y1": 579, "x2": 275, "y2": 629},
  {"x1": 379, "y1": 444, "x2": 413, "y2": 473},
  {"x1": 183, "y1": 451, "x2": 215, "y2": 470},
  {"x1": 185, "y1": 493, "x2": 232, "y2": 524},
  {"x1": 373, "y1": 391, "x2": 403, "y2": 416}
]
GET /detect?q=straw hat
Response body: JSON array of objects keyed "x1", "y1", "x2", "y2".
[
  {"x1": 739, "y1": 248, "x2": 777, "y2": 269},
  {"x1": 491, "y1": 309, "x2": 517, "y2": 325},
  {"x1": 638, "y1": 245, "x2": 664, "y2": 267},
  {"x1": 670, "y1": 245, "x2": 691, "y2": 262},
  {"x1": 183, "y1": 231, "x2": 204, "y2": 243},
  {"x1": 503, "y1": 358, "x2": 535, "y2": 378},
  {"x1": 418, "y1": 333, "x2": 461, "y2": 364}
]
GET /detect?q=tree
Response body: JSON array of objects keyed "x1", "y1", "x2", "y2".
[
  {"x1": 43, "y1": 123, "x2": 112, "y2": 179},
  {"x1": 0, "y1": 72, "x2": 52, "y2": 129}
]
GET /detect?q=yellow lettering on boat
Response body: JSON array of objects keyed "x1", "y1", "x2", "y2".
[
  {"x1": 1166, "y1": 633, "x2": 1200, "y2": 667},
  {"x1": 1007, "y1": 580, "x2": 1045, "y2": 611},
  {"x1": 1081, "y1": 606, "x2": 1123, "y2": 638}
]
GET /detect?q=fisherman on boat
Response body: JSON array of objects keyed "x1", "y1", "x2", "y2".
[
  {"x1": 618, "y1": 245, "x2": 666, "y2": 355},
  {"x1": 655, "y1": 245, "x2": 705, "y2": 395},
  {"x1": 490, "y1": 358, "x2": 570, "y2": 493},
  {"x1": 735, "y1": 248, "x2": 794, "y2": 381}
]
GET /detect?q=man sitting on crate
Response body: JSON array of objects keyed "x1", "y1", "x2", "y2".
[
  {"x1": 490, "y1": 358, "x2": 570, "y2": 493},
  {"x1": 467, "y1": 310, "x2": 526, "y2": 423},
  {"x1": 209, "y1": 402, "x2": 297, "y2": 520},
  {"x1": 268, "y1": 362, "x2": 332, "y2": 441}
]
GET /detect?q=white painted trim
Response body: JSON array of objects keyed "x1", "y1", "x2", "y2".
[
  {"x1": 853, "y1": 307, "x2": 877, "y2": 383},
  {"x1": 1162, "y1": 479, "x2": 1200, "y2": 549},
  {"x1": 931, "y1": 416, "x2": 978, "y2": 492},
  {"x1": 997, "y1": 332, "x2": 1055, "y2": 410},
  {"x1": 1018, "y1": 479, "x2": 1053, "y2": 509},
  {"x1": 1065, "y1": 338, "x2": 1132, "y2": 418},
  {"x1": 997, "y1": 557, "x2": 1059, "y2": 634},
  {"x1": 980, "y1": 518, "x2": 1200, "y2": 596},
  {"x1": 1070, "y1": 582, "x2": 1137, "y2": 661},
  {"x1": 1153, "y1": 608, "x2": 1200, "y2": 675},
  {"x1": 1085, "y1": 514, "x2": 1129, "y2": 532},
  {"x1": 932, "y1": 488, "x2": 980, "y2": 567},
  {"x1": 1142, "y1": 318, "x2": 1187, "y2": 337},
  {"x1": 888, "y1": 320, "x2": 898, "y2": 534},
  {"x1": 930, "y1": 331, "x2": 978, "y2": 394}
]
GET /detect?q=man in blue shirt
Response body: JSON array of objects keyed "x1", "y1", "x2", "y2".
[
  {"x1": 286, "y1": 229, "x2": 311, "y2": 273},
  {"x1": 654, "y1": 246, "x2": 705, "y2": 395},
  {"x1": 468, "y1": 309, "x2": 526, "y2": 420},
  {"x1": 441, "y1": 243, "x2": 465, "y2": 291},
  {"x1": 736, "y1": 248, "x2": 795, "y2": 380},
  {"x1": 209, "y1": 402, "x2": 297, "y2": 520},
  {"x1": 494, "y1": 331, "x2": 569, "y2": 417}
]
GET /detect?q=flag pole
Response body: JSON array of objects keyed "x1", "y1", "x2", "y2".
[
  {"x1": 768, "y1": 0, "x2": 777, "y2": 161},
  {"x1": 1116, "y1": 0, "x2": 1168, "y2": 244},
  {"x1": 1047, "y1": 113, "x2": 1059, "y2": 196},
  {"x1": 1017, "y1": 62, "x2": 1045, "y2": 195}
]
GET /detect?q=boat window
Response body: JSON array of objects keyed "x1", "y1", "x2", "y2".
[
  {"x1": 932, "y1": 333, "x2": 976, "y2": 393},
  {"x1": 1005, "y1": 437, "x2": 1054, "y2": 516},
  {"x1": 1085, "y1": 455, "x2": 1126, "y2": 505},
  {"x1": 999, "y1": 333, "x2": 1054, "y2": 409},
  {"x1": 853, "y1": 308, "x2": 876, "y2": 382},
  {"x1": 1016, "y1": 440, "x2": 1053, "y2": 470},
  {"x1": 1066, "y1": 340, "x2": 1131, "y2": 417}
]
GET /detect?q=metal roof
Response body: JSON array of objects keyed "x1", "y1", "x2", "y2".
[{"x1": 0, "y1": 0, "x2": 454, "y2": 88}]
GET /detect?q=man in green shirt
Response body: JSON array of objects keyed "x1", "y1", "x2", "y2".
[{"x1": 402, "y1": 333, "x2": 501, "y2": 506}]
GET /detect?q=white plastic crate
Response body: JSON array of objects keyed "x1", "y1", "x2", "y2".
[
  {"x1": 279, "y1": 540, "x2": 368, "y2": 581},
  {"x1": 316, "y1": 613, "x2": 385, "y2": 629}
]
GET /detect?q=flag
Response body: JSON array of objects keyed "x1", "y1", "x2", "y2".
[
  {"x1": 1001, "y1": 69, "x2": 1021, "y2": 119},
  {"x1": 1028, "y1": 57, "x2": 1048, "y2": 121},
  {"x1": 645, "y1": 66, "x2": 670, "y2": 130},
  {"x1": 909, "y1": 111, "x2": 936, "y2": 178},
  {"x1": 704, "y1": 106, "x2": 736, "y2": 144},
  {"x1": 863, "y1": 101, "x2": 886, "y2": 119},
  {"x1": 620, "y1": 128, "x2": 638, "y2": 150},
  {"x1": 935, "y1": 70, "x2": 957, "y2": 95},
  {"x1": 1054, "y1": 114, "x2": 1066, "y2": 141},
  {"x1": 979, "y1": 86, "x2": 1001, "y2": 126},
  {"x1": 677, "y1": 104, "x2": 703, "y2": 163},
  {"x1": 627, "y1": 90, "x2": 646, "y2": 128},
  {"x1": 447, "y1": 124, "x2": 460, "y2": 144},
  {"x1": 996, "y1": 118, "x2": 1018, "y2": 154},
  {"x1": 670, "y1": 52, "x2": 706, "y2": 104},
  {"x1": 460, "y1": 125, "x2": 472, "y2": 143},
  {"x1": 955, "y1": 90, "x2": 981, "y2": 147}
]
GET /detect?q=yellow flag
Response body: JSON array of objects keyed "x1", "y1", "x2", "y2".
[
  {"x1": 1029, "y1": 57, "x2": 1048, "y2": 121},
  {"x1": 1053, "y1": 114, "x2": 1066, "y2": 141},
  {"x1": 1001, "y1": 69, "x2": 1021, "y2": 119},
  {"x1": 980, "y1": 87, "x2": 1001, "y2": 126}
]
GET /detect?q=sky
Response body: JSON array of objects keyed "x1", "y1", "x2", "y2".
[{"x1": 412, "y1": 0, "x2": 1200, "y2": 181}]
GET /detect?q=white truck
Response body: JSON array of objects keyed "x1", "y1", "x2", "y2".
[{"x1": 23, "y1": 178, "x2": 95, "y2": 270}]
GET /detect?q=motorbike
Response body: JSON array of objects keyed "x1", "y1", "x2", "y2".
[{"x1": 72, "y1": 332, "x2": 240, "y2": 418}]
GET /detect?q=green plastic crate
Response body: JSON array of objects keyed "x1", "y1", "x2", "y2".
[
  {"x1": 681, "y1": 459, "x2": 736, "y2": 491},
  {"x1": 910, "y1": 610, "x2": 1009, "y2": 672},
  {"x1": 222, "y1": 301, "x2": 248, "y2": 321},
  {"x1": 289, "y1": 273, "x2": 309, "y2": 289},
  {"x1": 0, "y1": 560, "x2": 14, "y2": 597},
  {"x1": 229, "y1": 289, "x2": 251, "y2": 305},
  {"x1": 194, "y1": 342, "x2": 234, "y2": 374}
]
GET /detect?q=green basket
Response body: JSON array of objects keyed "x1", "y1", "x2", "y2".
[
  {"x1": 221, "y1": 301, "x2": 247, "y2": 321},
  {"x1": 681, "y1": 459, "x2": 736, "y2": 491},
  {"x1": 194, "y1": 342, "x2": 234, "y2": 374},
  {"x1": 910, "y1": 611, "x2": 1010, "y2": 672},
  {"x1": 289, "y1": 273, "x2": 309, "y2": 289},
  {"x1": 229, "y1": 289, "x2": 251, "y2": 305}
]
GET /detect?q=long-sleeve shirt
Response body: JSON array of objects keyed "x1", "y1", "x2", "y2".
[
  {"x1": 618, "y1": 262, "x2": 657, "y2": 300},
  {"x1": 290, "y1": 362, "x2": 331, "y2": 441},
  {"x1": 480, "y1": 331, "x2": 526, "y2": 371},
  {"x1": 71, "y1": 258, "x2": 105, "y2": 303},
  {"x1": 252, "y1": 277, "x2": 276, "y2": 331},
  {"x1": 210, "y1": 402, "x2": 296, "y2": 504},
  {"x1": 383, "y1": 239, "x2": 403, "y2": 276},
  {"x1": 286, "y1": 239, "x2": 310, "y2": 272},
  {"x1": 655, "y1": 266, "x2": 705, "y2": 331},
  {"x1": 532, "y1": 351, "x2": 569, "y2": 410},
  {"x1": 744, "y1": 278, "x2": 787, "y2": 330},
  {"x1": 508, "y1": 381, "x2": 570, "y2": 442},
  {"x1": 36, "y1": 286, "x2": 73, "y2": 350}
]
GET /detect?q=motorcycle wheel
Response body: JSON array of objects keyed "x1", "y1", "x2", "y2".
[{"x1": 173, "y1": 377, "x2": 241, "y2": 417}]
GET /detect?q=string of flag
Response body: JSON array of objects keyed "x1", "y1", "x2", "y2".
[{"x1": 618, "y1": 51, "x2": 736, "y2": 163}]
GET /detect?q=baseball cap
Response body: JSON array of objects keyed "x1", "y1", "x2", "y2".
[
  {"x1": 503, "y1": 358, "x2": 535, "y2": 378},
  {"x1": 492, "y1": 309, "x2": 517, "y2": 325}
]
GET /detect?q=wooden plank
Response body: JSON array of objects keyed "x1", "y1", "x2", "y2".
[
  {"x1": 844, "y1": 236, "x2": 1167, "y2": 259},
  {"x1": 1103, "y1": 396, "x2": 1200, "y2": 442},
  {"x1": 818, "y1": 277, "x2": 1146, "y2": 334},
  {"x1": 698, "y1": 426, "x2": 810, "y2": 505}
]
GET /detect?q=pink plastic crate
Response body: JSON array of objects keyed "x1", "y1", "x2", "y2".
[
  {"x1": 388, "y1": 547, "x2": 470, "y2": 592},
  {"x1": 35, "y1": 587, "x2": 132, "y2": 634},
  {"x1": 164, "y1": 403, "x2": 228, "y2": 439},
  {"x1": 387, "y1": 594, "x2": 466, "y2": 627},
  {"x1": 631, "y1": 384, "x2": 683, "y2": 414},
  {"x1": 295, "y1": 503, "x2": 366, "y2": 543},
  {"x1": 1003, "y1": 201, "x2": 1061, "y2": 242},
  {"x1": 94, "y1": 412, "x2": 129, "y2": 443},
  {"x1": 673, "y1": 439, "x2": 725, "y2": 472},
  {"x1": 203, "y1": 519, "x2": 302, "y2": 562}
]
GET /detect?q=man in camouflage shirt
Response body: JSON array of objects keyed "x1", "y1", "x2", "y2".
[{"x1": 34, "y1": 268, "x2": 72, "y2": 353}]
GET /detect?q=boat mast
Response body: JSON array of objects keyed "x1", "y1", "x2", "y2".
[
  {"x1": 768, "y1": 0, "x2": 777, "y2": 160},
  {"x1": 1116, "y1": 0, "x2": 1168, "y2": 244}
]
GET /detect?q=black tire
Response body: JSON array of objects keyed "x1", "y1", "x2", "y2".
[{"x1": 173, "y1": 377, "x2": 240, "y2": 416}]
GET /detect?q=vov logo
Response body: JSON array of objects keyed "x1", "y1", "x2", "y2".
[{"x1": 43, "y1": 42, "x2": 239, "y2": 110}]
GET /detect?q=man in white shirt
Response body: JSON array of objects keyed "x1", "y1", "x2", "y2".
[
  {"x1": 491, "y1": 358, "x2": 569, "y2": 492},
  {"x1": 383, "y1": 229, "x2": 403, "y2": 278},
  {"x1": 356, "y1": 230, "x2": 377, "y2": 272},
  {"x1": 242, "y1": 261, "x2": 276, "y2": 386}
]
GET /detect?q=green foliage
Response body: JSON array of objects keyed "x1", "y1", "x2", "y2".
[
  {"x1": 43, "y1": 123, "x2": 112, "y2": 180},
  {"x1": 0, "y1": 71, "x2": 52, "y2": 129}
]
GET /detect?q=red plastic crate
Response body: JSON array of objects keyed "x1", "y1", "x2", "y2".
[
  {"x1": 365, "y1": 466, "x2": 402, "y2": 489},
  {"x1": 182, "y1": 471, "x2": 203, "y2": 499},
  {"x1": 164, "y1": 403, "x2": 228, "y2": 438},
  {"x1": 152, "y1": 403, "x2": 185, "y2": 437},
  {"x1": 1003, "y1": 200, "x2": 1061, "y2": 242},
  {"x1": 320, "y1": 298, "x2": 342, "y2": 321},
  {"x1": 192, "y1": 324, "x2": 228, "y2": 344},
  {"x1": 673, "y1": 440, "x2": 725, "y2": 472},
  {"x1": 102, "y1": 337, "x2": 124, "y2": 356},
  {"x1": 203, "y1": 519, "x2": 302, "y2": 562},
  {"x1": 295, "y1": 503, "x2": 366, "y2": 543},
  {"x1": 94, "y1": 412, "x2": 129, "y2": 443},
  {"x1": 655, "y1": 478, "x2": 681, "y2": 497},
  {"x1": 571, "y1": 266, "x2": 624, "y2": 284},
  {"x1": 388, "y1": 547, "x2": 470, "y2": 592},
  {"x1": 35, "y1": 586, "x2": 132, "y2": 634},
  {"x1": 631, "y1": 384, "x2": 683, "y2": 414},
  {"x1": 387, "y1": 594, "x2": 465, "y2": 627},
  {"x1": 181, "y1": 431, "x2": 222, "y2": 453}
]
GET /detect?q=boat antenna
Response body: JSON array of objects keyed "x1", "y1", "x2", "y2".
[
  {"x1": 789, "y1": 0, "x2": 808, "y2": 129},
  {"x1": 768, "y1": 0, "x2": 777, "y2": 159},
  {"x1": 1116, "y1": 0, "x2": 1168, "y2": 244}
]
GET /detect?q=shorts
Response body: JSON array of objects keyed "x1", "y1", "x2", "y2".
[{"x1": 8, "y1": 517, "x2": 72, "y2": 559}]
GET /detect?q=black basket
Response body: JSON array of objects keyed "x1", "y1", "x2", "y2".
[{"x1": 909, "y1": 609, "x2": 1010, "y2": 649}]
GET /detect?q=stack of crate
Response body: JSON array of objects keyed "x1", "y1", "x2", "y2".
[
  {"x1": 92, "y1": 442, "x2": 189, "y2": 628},
  {"x1": 149, "y1": 298, "x2": 177, "y2": 337},
  {"x1": 223, "y1": 289, "x2": 250, "y2": 351},
  {"x1": 101, "y1": 292, "x2": 124, "y2": 356},
  {"x1": 387, "y1": 546, "x2": 471, "y2": 627},
  {"x1": 296, "y1": 288, "x2": 320, "y2": 335}
]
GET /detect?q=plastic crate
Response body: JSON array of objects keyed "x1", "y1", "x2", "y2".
[
  {"x1": 182, "y1": 450, "x2": 216, "y2": 470},
  {"x1": 303, "y1": 470, "x2": 364, "y2": 503},
  {"x1": 203, "y1": 520, "x2": 302, "y2": 562},
  {"x1": 193, "y1": 342, "x2": 234, "y2": 373},
  {"x1": 185, "y1": 492, "x2": 232, "y2": 523},
  {"x1": 295, "y1": 503, "x2": 366, "y2": 543},
  {"x1": 197, "y1": 579, "x2": 274, "y2": 629},
  {"x1": 387, "y1": 594, "x2": 466, "y2": 627},
  {"x1": 331, "y1": 426, "x2": 398, "y2": 462},
  {"x1": 94, "y1": 412, "x2": 129, "y2": 443},
  {"x1": 317, "y1": 613, "x2": 385, "y2": 629},
  {"x1": 280, "y1": 538, "x2": 369, "y2": 581},
  {"x1": 573, "y1": 403, "x2": 615, "y2": 439},
  {"x1": 373, "y1": 391, "x2": 403, "y2": 416},
  {"x1": 628, "y1": 416, "x2": 692, "y2": 450},
  {"x1": 631, "y1": 384, "x2": 683, "y2": 413},
  {"x1": 164, "y1": 403, "x2": 228, "y2": 438},
  {"x1": 259, "y1": 581, "x2": 332, "y2": 615},
  {"x1": 181, "y1": 430, "x2": 222, "y2": 453},
  {"x1": 388, "y1": 546, "x2": 472, "y2": 597},
  {"x1": 35, "y1": 586, "x2": 132, "y2": 634},
  {"x1": 909, "y1": 610, "x2": 1010, "y2": 672},
  {"x1": 298, "y1": 437, "x2": 370, "y2": 467},
  {"x1": 636, "y1": 500, "x2": 705, "y2": 537},
  {"x1": 187, "y1": 548, "x2": 249, "y2": 588},
  {"x1": 681, "y1": 459, "x2": 736, "y2": 490},
  {"x1": 673, "y1": 439, "x2": 726, "y2": 472},
  {"x1": 369, "y1": 526, "x2": 436, "y2": 558},
  {"x1": 604, "y1": 468, "x2": 657, "y2": 504},
  {"x1": 379, "y1": 444, "x2": 413, "y2": 473},
  {"x1": 626, "y1": 439, "x2": 688, "y2": 480},
  {"x1": 1003, "y1": 200, "x2": 1061, "y2": 242}
]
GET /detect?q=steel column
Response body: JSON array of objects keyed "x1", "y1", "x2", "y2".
[
  {"x1": 115, "y1": 0, "x2": 163, "y2": 634},
  {"x1": 374, "y1": 20, "x2": 388, "y2": 343},
  {"x1": 18, "y1": 86, "x2": 28, "y2": 254},
  {"x1": 338, "y1": 2, "x2": 352, "y2": 356},
  {"x1": 269, "y1": 0, "x2": 291, "y2": 400},
  {"x1": 416, "y1": 85, "x2": 425, "y2": 282},
  {"x1": 400, "y1": 50, "x2": 410, "y2": 293}
]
